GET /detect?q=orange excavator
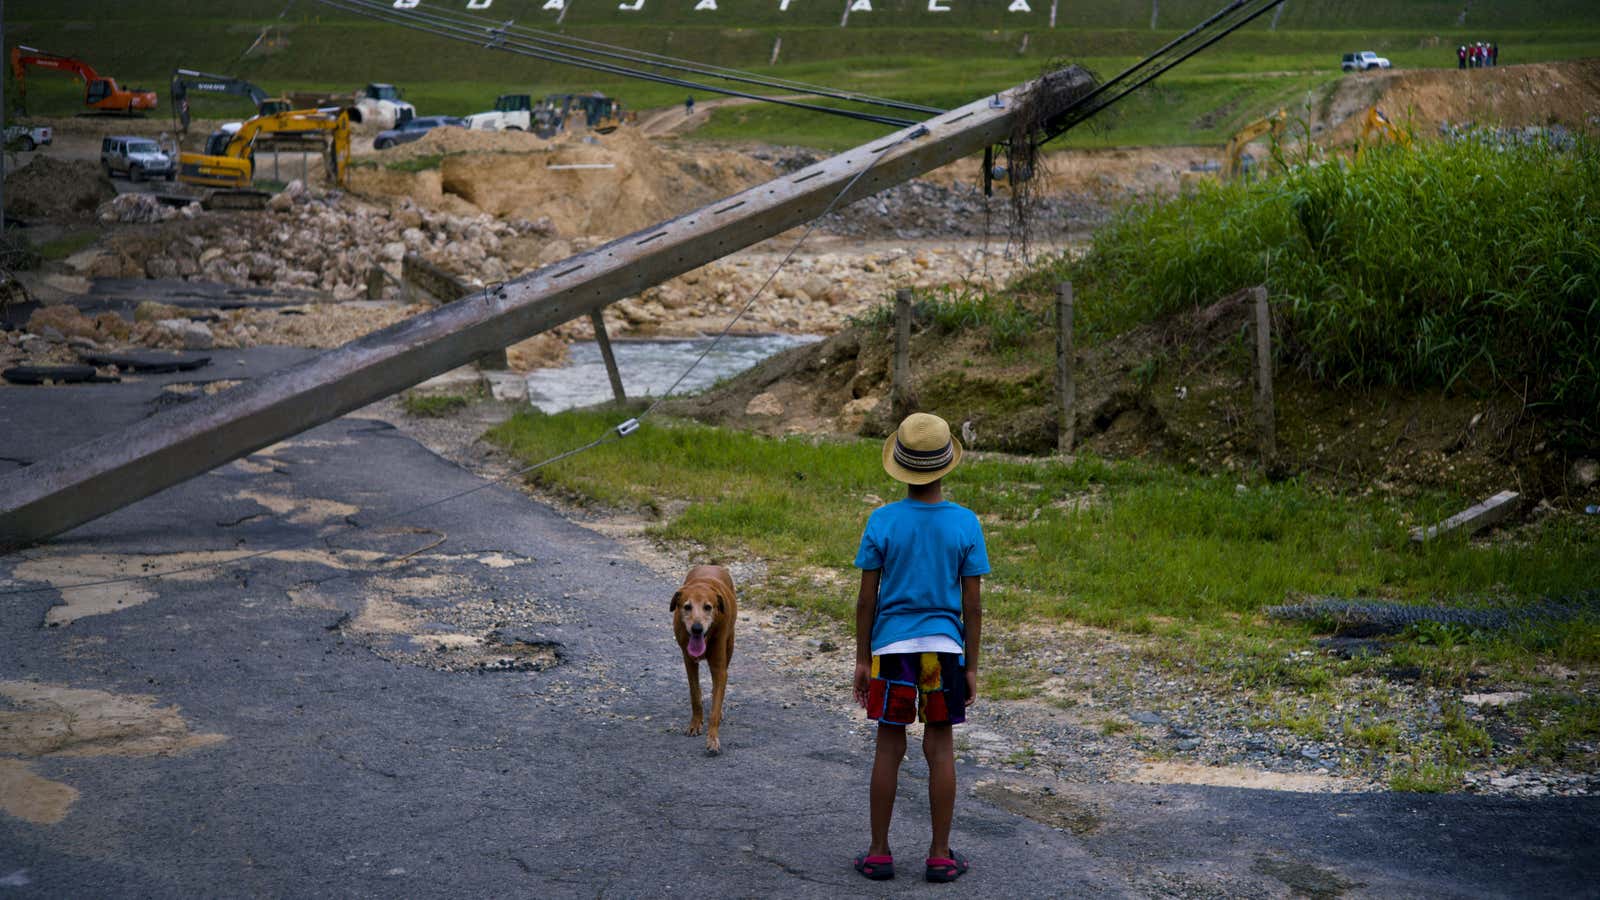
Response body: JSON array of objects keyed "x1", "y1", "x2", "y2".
[{"x1": 9, "y1": 45, "x2": 157, "y2": 115}]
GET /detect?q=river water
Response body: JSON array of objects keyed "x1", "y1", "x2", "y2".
[{"x1": 523, "y1": 333, "x2": 822, "y2": 413}]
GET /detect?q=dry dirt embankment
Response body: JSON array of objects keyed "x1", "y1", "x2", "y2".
[{"x1": 1323, "y1": 58, "x2": 1600, "y2": 141}]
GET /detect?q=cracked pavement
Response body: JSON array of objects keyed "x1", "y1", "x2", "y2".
[{"x1": 2, "y1": 348, "x2": 1597, "y2": 897}]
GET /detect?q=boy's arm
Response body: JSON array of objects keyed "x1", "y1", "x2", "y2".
[
  {"x1": 961, "y1": 574, "x2": 982, "y2": 705},
  {"x1": 853, "y1": 569, "x2": 880, "y2": 706}
]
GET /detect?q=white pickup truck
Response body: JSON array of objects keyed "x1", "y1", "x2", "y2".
[
  {"x1": 1341, "y1": 51, "x2": 1392, "y2": 72},
  {"x1": 4, "y1": 124, "x2": 52, "y2": 151}
]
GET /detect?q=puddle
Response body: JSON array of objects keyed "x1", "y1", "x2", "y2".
[{"x1": 524, "y1": 333, "x2": 820, "y2": 412}]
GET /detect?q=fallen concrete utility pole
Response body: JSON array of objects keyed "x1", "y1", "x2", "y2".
[
  {"x1": 1410, "y1": 490, "x2": 1521, "y2": 543},
  {"x1": 0, "y1": 68, "x2": 1092, "y2": 549}
]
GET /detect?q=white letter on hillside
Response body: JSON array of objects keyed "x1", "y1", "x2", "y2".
[
  {"x1": 779, "y1": 0, "x2": 794, "y2": 9},
  {"x1": 928, "y1": 0, "x2": 950, "y2": 9},
  {"x1": 466, "y1": 0, "x2": 492, "y2": 8},
  {"x1": 1009, "y1": 0, "x2": 1031, "y2": 10},
  {"x1": 619, "y1": 0, "x2": 645, "y2": 9},
  {"x1": 850, "y1": 0, "x2": 872, "y2": 11},
  {"x1": 391, "y1": 0, "x2": 418, "y2": 8},
  {"x1": 542, "y1": 0, "x2": 564, "y2": 9},
  {"x1": 695, "y1": 0, "x2": 717, "y2": 8}
]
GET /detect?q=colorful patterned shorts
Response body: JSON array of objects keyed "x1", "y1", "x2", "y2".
[{"x1": 865, "y1": 652, "x2": 967, "y2": 726}]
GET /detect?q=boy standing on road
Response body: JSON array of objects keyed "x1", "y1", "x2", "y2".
[{"x1": 851, "y1": 413, "x2": 989, "y2": 884}]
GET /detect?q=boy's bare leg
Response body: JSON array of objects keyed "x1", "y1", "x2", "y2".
[
  {"x1": 869, "y1": 723, "x2": 907, "y2": 856},
  {"x1": 924, "y1": 722, "x2": 956, "y2": 859}
]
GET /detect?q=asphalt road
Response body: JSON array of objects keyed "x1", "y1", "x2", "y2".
[{"x1": 2, "y1": 349, "x2": 1598, "y2": 897}]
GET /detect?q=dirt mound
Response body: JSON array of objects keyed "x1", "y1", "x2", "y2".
[
  {"x1": 3, "y1": 156, "x2": 115, "y2": 220},
  {"x1": 352, "y1": 126, "x2": 771, "y2": 240},
  {"x1": 667, "y1": 289, "x2": 1585, "y2": 500},
  {"x1": 1325, "y1": 59, "x2": 1600, "y2": 142},
  {"x1": 369, "y1": 125, "x2": 557, "y2": 161}
]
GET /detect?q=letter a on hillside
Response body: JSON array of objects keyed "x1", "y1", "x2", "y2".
[
  {"x1": 1009, "y1": 0, "x2": 1032, "y2": 10},
  {"x1": 850, "y1": 0, "x2": 872, "y2": 11},
  {"x1": 542, "y1": 0, "x2": 564, "y2": 9},
  {"x1": 695, "y1": 0, "x2": 717, "y2": 8},
  {"x1": 618, "y1": 0, "x2": 645, "y2": 10}
]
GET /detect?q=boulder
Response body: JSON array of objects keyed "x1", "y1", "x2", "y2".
[
  {"x1": 156, "y1": 319, "x2": 214, "y2": 350},
  {"x1": 505, "y1": 333, "x2": 569, "y2": 372},
  {"x1": 838, "y1": 396, "x2": 881, "y2": 433},
  {"x1": 26, "y1": 305, "x2": 98, "y2": 341},
  {"x1": 744, "y1": 392, "x2": 784, "y2": 417}
]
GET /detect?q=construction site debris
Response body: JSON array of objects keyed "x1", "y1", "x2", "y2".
[
  {"x1": 3, "y1": 157, "x2": 115, "y2": 220},
  {"x1": 98, "y1": 193, "x2": 179, "y2": 225}
]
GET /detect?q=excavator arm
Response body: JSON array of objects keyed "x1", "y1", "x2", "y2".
[
  {"x1": 10, "y1": 45, "x2": 155, "y2": 115},
  {"x1": 170, "y1": 69, "x2": 286, "y2": 133},
  {"x1": 180, "y1": 107, "x2": 351, "y2": 191},
  {"x1": 1221, "y1": 108, "x2": 1287, "y2": 181}
]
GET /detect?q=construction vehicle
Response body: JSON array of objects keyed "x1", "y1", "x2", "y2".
[
  {"x1": 532, "y1": 93, "x2": 632, "y2": 138},
  {"x1": 169, "y1": 69, "x2": 291, "y2": 136},
  {"x1": 283, "y1": 83, "x2": 413, "y2": 128},
  {"x1": 464, "y1": 93, "x2": 534, "y2": 132},
  {"x1": 178, "y1": 107, "x2": 350, "y2": 208},
  {"x1": 9, "y1": 45, "x2": 157, "y2": 115},
  {"x1": 1221, "y1": 108, "x2": 1288, "y2": 180},
  {"x1": 1356, "y1": 106, "x2": 1411, "y2": 158}
]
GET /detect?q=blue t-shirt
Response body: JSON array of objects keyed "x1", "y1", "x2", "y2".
[{"x1": 854, "y1": 499, "x2": 990, "y2": 654}]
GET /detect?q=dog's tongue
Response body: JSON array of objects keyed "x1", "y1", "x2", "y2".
[{"x1": 687, "y1": 634, "x2": 708, "y2": 659}]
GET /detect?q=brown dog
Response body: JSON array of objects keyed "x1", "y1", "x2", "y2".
[{"x1": 671, "y1": 565, "x2": 737, "y2": 755}]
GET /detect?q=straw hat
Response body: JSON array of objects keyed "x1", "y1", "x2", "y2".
[{"x1": 882, "y1": 413, "x2": 963, "y2": 485}]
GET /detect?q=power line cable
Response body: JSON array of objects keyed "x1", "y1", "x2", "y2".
[
  {"x1": 419, "y1": 3, "x2": 945, "y2": 116},
  {"x1": 0, "y1": 125, "x2": 931, "y2": 598},
  {"x1": 0, "y1": 0, "x2": 1286, "y2": 597},
  {"x1": 317, "y1": 0, "x2": 922, "y2": 128}
]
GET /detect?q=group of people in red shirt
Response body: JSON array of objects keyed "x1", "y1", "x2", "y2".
[{"x1": 1458, "y1": 42, "x2": 1498, "y2": 69}]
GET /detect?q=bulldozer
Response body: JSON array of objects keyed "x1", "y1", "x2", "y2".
[
  {"x1": 177, "y1": 107, "x2": 350, "y2": 209},
  {"x1": 531, "y1": 93, "x2": 633, "y2": 138}
]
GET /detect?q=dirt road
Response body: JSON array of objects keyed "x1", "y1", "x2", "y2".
[{"x1": 2, "y1": 353, "x2": 1596, "y2": 896}]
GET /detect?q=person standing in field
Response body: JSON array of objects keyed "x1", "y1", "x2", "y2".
[
  {"x1": 1458, "y1": 45, "x2": 1467, "y2": 69},
  {"x1": 851, "y1": 412, "x2": 988, "y2": 884}
]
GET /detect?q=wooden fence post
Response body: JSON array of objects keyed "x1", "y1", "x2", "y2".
[
  {"x1": 893, "y1": 288, "x2": 913, "y2": 417},
  {"x1": 590, "y1": 310, "x2": 627, "y2": 404},
  {"x1": 1252, "y1": 284, "x2": 1276, "y2": 463},
  {"x1": 1055, "y1": 281, "x2": 1076, "y2": 453}
]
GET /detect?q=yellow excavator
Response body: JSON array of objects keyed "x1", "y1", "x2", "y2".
[
  {"x1": 1221, "y1": 108, "x2": 1288, "y2": 180},
  {"x1": 178, "y1": 107, "x2": 351, "y2": 208},
  {"x1": 1356, "y1": 106, "x2": 1411, "y2": 158}
]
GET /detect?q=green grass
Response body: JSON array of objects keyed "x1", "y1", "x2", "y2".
[
  {"x1": 382, "y1": 153, "x2": 447, "y2": 173},
  {"x1": 401, "y1": 392, "x2": 471, "y2": 417},
  {"x1": 6, "y1": 3, "x2": 1597, "y2": 147},
  {"x1": 1389, "y1": 759, "x2": 1462, "y2": 792},
  {"x1": 488, "y1": 410, "x2": 1598, "y2": 647},
  {"x1": 32, "y1": 230, "x2": 100, "y2": 262},
  {"x1": 1022, "y1": 137, "x2": 1600, "y2": 438}
]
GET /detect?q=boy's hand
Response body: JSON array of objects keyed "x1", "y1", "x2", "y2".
[
  {"x1": 853, "y1": 660, "x2": 871, "y2": 708},
  {"x1": 966, "y1": 669, "x2": 978, "y2": 707}
]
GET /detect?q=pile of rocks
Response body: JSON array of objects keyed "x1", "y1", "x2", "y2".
[
  {"x1": 110, "y1": 182, "x2": 554, "y2": 302},
  {"x1": 757, "y1": 148, "x2": 1108, "y2": 240}
]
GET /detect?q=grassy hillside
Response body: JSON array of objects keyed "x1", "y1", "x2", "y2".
[{"x1": 7, "y1": 1, "x2": 1598, "y2": 147}]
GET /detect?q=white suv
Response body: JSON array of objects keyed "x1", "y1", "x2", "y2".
[
  {"x1": 101, "y1": 135, "x2": 175, "y2": 182},
  {"x1": 1341, "y1": 51, "x2": 1392, "y2": 72}
]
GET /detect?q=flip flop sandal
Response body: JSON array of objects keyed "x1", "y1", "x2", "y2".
[
  {"x1": 853, "y1": 852, "x2": 895, "y2": 880},
  {"x1": 925, "y1": 849, "x2": 969, "y2": 883}
]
